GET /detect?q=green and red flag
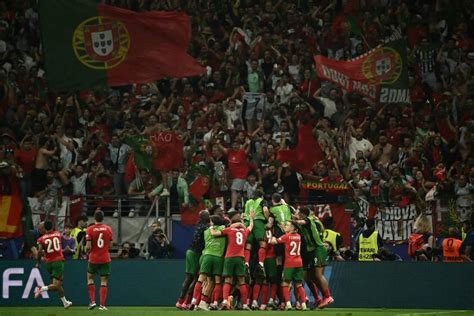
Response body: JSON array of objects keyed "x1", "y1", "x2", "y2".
[
  {"x1": 39, "y1": 0, "x2": 205, "y2": 91},
  {"x1": 124, "y1": 135, "x2": 152, "y2": 170},
  {"x1": 314, "y1": 39, "x2": 410, "y2": 104}
]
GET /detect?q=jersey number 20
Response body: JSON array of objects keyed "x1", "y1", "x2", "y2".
[{"x1": 45, "y1": 237, "x2": 61, "y2": 253}]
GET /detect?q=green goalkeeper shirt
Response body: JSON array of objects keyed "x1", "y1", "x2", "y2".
[
  {"x1": 269, "y1": 204, "x2": 292, "y2": 225},
  {"x1": 202, "y1": 225, "x2": 226, "y2": 257},
  {"x1": 243, "y1": 198, "x2": 266, "y2": 221},
  {"x1": 299, "y1": 217, "x2": 325, "y2": 252}
]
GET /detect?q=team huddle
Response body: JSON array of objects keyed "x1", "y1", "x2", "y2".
[
  {"x1": 34, "y1": 211, "x2": 113, "y2": 310},
  {"x1": 33, "y1": 192, "x2": 333, "y2": 311},
  {"x1": 177, "y1": 192, "x2": 334, "y2": 311}
]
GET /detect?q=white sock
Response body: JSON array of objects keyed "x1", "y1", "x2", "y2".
[
  {"x1": 41, "y1": 286, "x2": 48, "y2": 292},
  {"x1": 259, "y1": 262, "x2": 264, "y2": 267},
  {"x1": 60, "y1": 296, "x2": 67, "y2": 304}
]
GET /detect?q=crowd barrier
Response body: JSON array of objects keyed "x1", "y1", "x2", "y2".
[{"x1": 1, "y1": 260, "x2": 473, "y2": 309}]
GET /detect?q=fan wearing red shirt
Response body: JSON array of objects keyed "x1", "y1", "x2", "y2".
[
  {"x1": 34, "y1": 220, "x2": 72, "y2": 309},
  {"x1": 270, "y1": 222, "x2": 308, "y2": 311},
  {"x1": 217, "y1": 138, "x2": 251, "y2": 211},
  {"x1": 211, "y1": 210, "x2": 255, "y2": 310},
  {"x1": 86, "y1": 210, "x2": 113, "y2": 311}
]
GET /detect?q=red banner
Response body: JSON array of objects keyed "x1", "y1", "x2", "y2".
[
  {"x1": 277, "y1": 123, "x2": 324, "y2": 173},
  {"x1": 150, "y1": 131, "x2": 184, "y2": 171},
  {"x1": 314, "y1": 54, "x2": 378, "y2": 100}
]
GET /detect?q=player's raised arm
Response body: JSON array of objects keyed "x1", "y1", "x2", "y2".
[{"x1": 247, "y1": 210, "x2": 255, "y2": 232}]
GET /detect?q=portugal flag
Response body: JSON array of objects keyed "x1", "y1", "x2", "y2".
[
  {"x1": 39, "y1": 0, "x2": 205, "y2": 90},
  {"x1": 0, "y1": 193, "x2": 23, "y2": 239}
]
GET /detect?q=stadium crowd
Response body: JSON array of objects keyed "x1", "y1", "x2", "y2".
[{"x1": 0, "y1": 0, "x2": 473, "y2": 264}]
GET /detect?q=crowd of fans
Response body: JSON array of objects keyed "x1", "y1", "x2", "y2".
[{"x1": 0, "y1": 0, "x2": 473, "y2": 254}]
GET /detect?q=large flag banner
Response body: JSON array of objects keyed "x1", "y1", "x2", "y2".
[
  {"x1": 0, "y1": 193, "x2": 23, "y2": 239},
  {"x1": 150, "y1": 131, "x2": 184, "y2": 171},
  {"x1": 39, "y1": 0, "x2": 205, "y2": 90},
  {"x1": 314, "y1": 39, "x2": 410, "y2": 104}
]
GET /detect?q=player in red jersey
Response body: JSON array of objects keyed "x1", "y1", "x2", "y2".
[
  {"x1": 34, "y1": 220, "x2": 72, "y2": 309},
  {"x1": 211, "y1": 210, "x2": 254, "y2": 310},
  {"x1": 258, "y1": 228, "x2": 278, "y2": 310},
  {"x1": 85, "y1": 210, "x2": 113, "y2": 311},
  {"x1": 270, "y1": 221, "x2": 308, "y2": 311}
]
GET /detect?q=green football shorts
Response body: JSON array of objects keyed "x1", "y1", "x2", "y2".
[
  {"x1": 199, "y1": 255, "x2": 224, "y2": 276},
  {"x1": 87, "y1": 262, "x2": 111, "y2": 276},
  {"x1": 222, "y1": 256, "x2": 246, "y2": 277},
  {"x1": 283, "y1": 267, "x2": 304, "y2": 282},
  {"x1": 46, "y1": 261, "x2": 64, "y2": 280},
  {"x1": 185, "y1": 249, "x2": 200, "y2": 274}
]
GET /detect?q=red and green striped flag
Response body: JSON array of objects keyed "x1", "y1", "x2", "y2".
[{"x1": 39, "y1": 0, "x2": 205, "y2": 91}]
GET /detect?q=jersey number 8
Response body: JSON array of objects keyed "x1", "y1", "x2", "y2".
[{"x1": 236, "y1": 232, "x2": 243, "y2": 245}]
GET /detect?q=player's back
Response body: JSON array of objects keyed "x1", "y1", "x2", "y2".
[
  {"x1": 279, "y1": 232, "x2": 302, "y2": 268},
  {"x1": 223, "y1": 227, "x2": 248, "y2": 258},
  {"x1": 38, "y1": 231, "x2": 64, "y2": 262},
  {"x1": 86, "y1": 223, "x2": 113, "y2": 264}
]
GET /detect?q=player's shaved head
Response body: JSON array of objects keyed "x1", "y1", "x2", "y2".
[{"x1": 199, "y1": 210, "x2": 210, "y2": 223}]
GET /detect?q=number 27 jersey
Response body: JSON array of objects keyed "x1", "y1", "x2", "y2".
[{"x1": 86, "y1": 223, "x2": 113, "y2": 264}]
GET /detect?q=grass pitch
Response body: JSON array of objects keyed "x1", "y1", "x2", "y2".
[{"x1": 0, "y1": 307, "x2": 472, "y2": 316}]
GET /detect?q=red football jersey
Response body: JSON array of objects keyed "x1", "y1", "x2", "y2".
[
  {"x1": 227, "y1": 149, "x2": 249, "y2": 179},
  {"x1": 222, "y1": 226, "x2": 249, "y2": 258},
  {"x1": 265, "y1": 230, "x2": 276, "y2": 259},
  {"x1": 37, "y1": 231, "x2": 64, "y2": 263},
  {"x1": 277, "y1": 233, "x2": 303, "y2": 268},
  {"x1": 86, "y1": 223, "x2": 113, "y2": 264}
]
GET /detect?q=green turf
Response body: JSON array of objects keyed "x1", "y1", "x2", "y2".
[{"x1": 0, "y1": 307, "x2": 472, "y2": 316}]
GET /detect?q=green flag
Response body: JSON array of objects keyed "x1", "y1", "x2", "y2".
[{"x1": 124, "y1": 135, "x2": 152, "y2": 170}]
